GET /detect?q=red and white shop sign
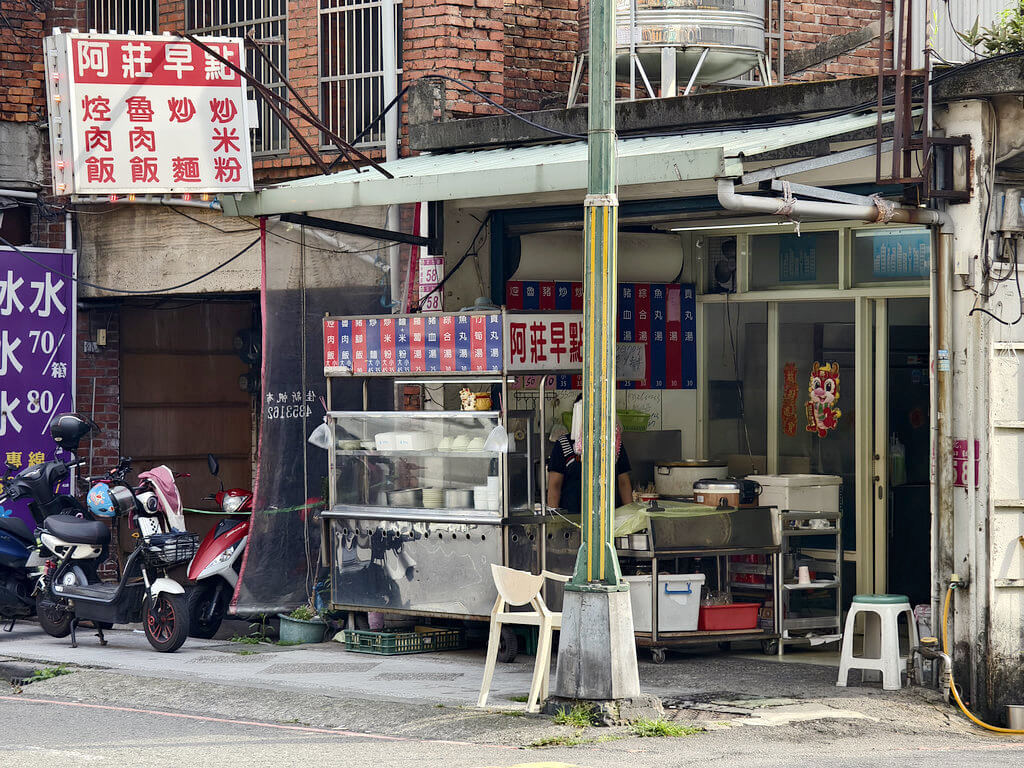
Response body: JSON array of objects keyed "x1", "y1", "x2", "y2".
[
  {"x1": 952, "y1": 439, "x2": 980, "y2": 489},
  {"x1": 418, "y1": 255, "x2": 444, "y2": 312},
  {"x1": 505, "y1": 313, "x2": 584, "y2": 371},
  {"x1": 44, "y1": 32, "x2": 253, "y2": 195}
]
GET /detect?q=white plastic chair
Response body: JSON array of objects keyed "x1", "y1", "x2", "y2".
[{"x1": 477, "y1": 564, "x2": 569, "y2": 714}]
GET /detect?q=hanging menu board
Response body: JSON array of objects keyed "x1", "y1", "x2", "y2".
[
  {"x1": 323, "y1": 312, "x2": 503, "y2": 375},
  {"x1": 505, "y1": 282, "x2": 695, "y2": 390}
]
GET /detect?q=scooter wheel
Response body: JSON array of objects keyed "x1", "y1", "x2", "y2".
[
  {"x1": 35, "y1": 592, "x2": 72, "y2": 638},
  {"x1": 186, "y1": 583, "x2": 227, "y2": 639},
  {"x1": 143, "y1": 593, "x2": 190, "y2": 652}
]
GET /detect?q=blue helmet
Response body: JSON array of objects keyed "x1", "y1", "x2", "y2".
[{"x1": 87, "y1": 483, "x2": 118, "y2": 518}]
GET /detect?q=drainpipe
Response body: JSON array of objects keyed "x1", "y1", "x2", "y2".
[
  {"x1": 715, "y1": 178, "x2": 949, "y2": 228},
  {"x1": 381, "y1": 0, "x2": 401, "y2": 311},
  {"x1": 935, "y1": 230, "x2": 954, "y2": 660},
  {"x1": 717, "y1": 177, "x2": 954, "y2": 640},
  {"x1": 0, "y1": 188, "x2": 39, "y2": 200}
]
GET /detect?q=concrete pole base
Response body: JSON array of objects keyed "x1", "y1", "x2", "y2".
[
  {"x1": 552, "y1": 588, "x2": 647, "y2": 706},
  {"x1": 543, "y1": 694, "x2": 665, "y2": 726}
]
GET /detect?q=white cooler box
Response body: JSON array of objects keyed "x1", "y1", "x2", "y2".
[
  {"x1": 750, "y1": 473, "x2": 841, "y2": 513},
  {"x1": 623, "y1": 573, "x2": 705, "y2": 633}
]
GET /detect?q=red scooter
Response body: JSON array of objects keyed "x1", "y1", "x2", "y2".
[{"x1": 185, "y1": 454, "x2": 251, "y2": 638}]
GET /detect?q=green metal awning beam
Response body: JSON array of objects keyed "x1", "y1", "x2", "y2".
[{"x1": 219, "y1": 111, "x2": 896, "y2": 218}]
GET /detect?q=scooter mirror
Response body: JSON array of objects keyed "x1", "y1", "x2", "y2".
[{"x1": 207, "y1": 453, "x2": 219, "y2": 477}]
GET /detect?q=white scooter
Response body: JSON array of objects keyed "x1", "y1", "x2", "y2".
[{"x1": 37, "y1": 457, "x2": 196, "y2": 652}]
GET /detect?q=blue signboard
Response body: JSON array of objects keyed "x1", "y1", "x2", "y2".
[
  {"x1": 779, "y1": 233, "x2": 817, "y2": 282},
  {"x1": 872, "y1": 231, "x2": 930, "y2": 279}
]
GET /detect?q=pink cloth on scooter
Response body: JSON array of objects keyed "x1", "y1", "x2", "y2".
[{"x1": 138, "y1": 465, "x2": 185, "y2": 530}]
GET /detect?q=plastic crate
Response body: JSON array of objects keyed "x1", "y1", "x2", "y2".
[
  {"x1": 617, "y1": 410, "x2": 651, "y2": 432},
  {"x1": 698, "y1": 603, "x2": 760, "y2": 631},
  {"x1": 561, "y1": 410, "x2": 651, "y2": 432},
  {"x1": 341, "y1": 627, "x2": 465, "y2": 655}
]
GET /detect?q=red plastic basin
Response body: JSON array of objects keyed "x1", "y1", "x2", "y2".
[{"x1": 698, "y1": 603, "x2": 760, "y2": 631}]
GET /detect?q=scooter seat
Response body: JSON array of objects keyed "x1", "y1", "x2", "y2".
[
  {"x1": 0, "y1": 516, "x2": 33, "y2": 545},
  {"x1": 43, "y1": 515, "x2": 110, "y2": 546}
]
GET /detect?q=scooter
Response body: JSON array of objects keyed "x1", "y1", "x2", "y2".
[
  {"x1": 37, "y1": 458, "x2": 195, "y2": 652},
  {"x1": 0, "y1": 413, "x2": 96, "y2": 632},
  {"x1": 185, "y1": 454, "x2": 251, "y2": 638}
]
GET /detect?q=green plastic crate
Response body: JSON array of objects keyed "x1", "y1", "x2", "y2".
[{"x1": 341, "y1": 627, "x2": 465, "y2": 655}]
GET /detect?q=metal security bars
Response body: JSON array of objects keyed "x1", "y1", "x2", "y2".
[
  {"x1": 186, "y1": 1, "x2": 289, "y2": 156},
  {"x1": 86, "y1": 0, "x2": 158, "y2": 33},
  {"x1": 319, "y1": 0, "x2": 403, "y2": 149}
]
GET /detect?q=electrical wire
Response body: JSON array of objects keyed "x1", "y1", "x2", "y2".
[
  {"x1": 162, "y1": 203, "x2": 259, "y2": 234},
  {"x1": 942, "y1": 0, "x2": 983, "y2": 59},
  {"x1": 969, "y1": 238, "x2": 1024, "y2": 325},
  {"x1": 414, "y1": 213, "x2": 491, "y2": 310},
  {"x1": 0, "y1": 233, "x2": 260, "y2": 295}
]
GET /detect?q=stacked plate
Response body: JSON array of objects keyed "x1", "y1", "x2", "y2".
[
  {"x1": 473, "y1": 486, "x2": 499, "y2": 511},
  {"x1": 422, "y1": 488, "x2": 445, "y2": 509}
]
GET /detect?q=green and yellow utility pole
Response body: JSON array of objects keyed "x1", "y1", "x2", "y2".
[
  {"x1": 552, "y1": 0, "x2": 643, "y2": 706},
  {"x1": 572, "y1": 0, "x2": 621, "y2": 590}
]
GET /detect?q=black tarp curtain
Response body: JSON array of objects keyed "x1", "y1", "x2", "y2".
[{"x1": 232, "y1": 215, "x2": 389, "y2": 614}]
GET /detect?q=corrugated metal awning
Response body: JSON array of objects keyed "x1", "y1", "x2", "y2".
[{"x1": 221, "y1": 111, "x2": 889, "y2": 217}]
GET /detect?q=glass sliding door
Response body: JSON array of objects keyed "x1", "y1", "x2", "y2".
[
  {"x1": 777, "y1": 302, "x2": 858, "y2": 599},
  {"x1": 703, "y1": 301, "x2": 768, "y2": 475}
]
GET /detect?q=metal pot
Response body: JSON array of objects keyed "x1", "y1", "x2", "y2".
[
  {"x1": 693, "y1": 477, "x2": 762, "y2": 509},
  {"x1": 386, "y1": 488, "x2": 422, "y2": 508},
  {"x1": 445, "y1": 489, "x2": 474, "y2": 508},
  {"x1": 654, "y1": 460, "x2": 727, "y2": 498}
]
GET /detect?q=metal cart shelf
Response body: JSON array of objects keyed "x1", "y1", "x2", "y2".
[
  {"x1": 619, "y1": 540, "x2": 782, "y2": 663},
  {"x1": 777, "y1": 510, "x2": 843, "y2": 655}
]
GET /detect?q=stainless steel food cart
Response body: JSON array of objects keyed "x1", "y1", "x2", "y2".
[{"x1": 320, "y1": 310, "x2": 781, "y2": 658}]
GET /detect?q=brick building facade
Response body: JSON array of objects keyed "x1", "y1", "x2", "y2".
[{"x1": 1, "y1": 0, "x2": 912, "y2": 507}]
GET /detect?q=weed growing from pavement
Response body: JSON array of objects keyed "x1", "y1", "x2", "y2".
[
  {"x1": 529, "y1": 734, "x2": 589, "y2": 748},
  {"x1": 509, "y1": 695, "x2": 529, "y2": 703},
  {"x1": 629, "y1": 718, "x2": 702, "y2": 738},
  {"x1": 553, "y1": 704, "x2": 597, "y2": 727},
  {"x1": 231, "y1": 615, "x2": 273, "y2": 644},
  {"x1": 25, "y1": 666, "x2": 72, "y2": 683}
]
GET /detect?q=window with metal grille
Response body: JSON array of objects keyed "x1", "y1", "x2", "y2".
[
  {"x1": 186, "y1": 1, "x2": 289, "y2": 156},
  {"x1": 86, "y1": 0, "x2": 158, "y2": 33},
  {"x1": 320, "y1": 0, "x2": 403, "y2": 149}
]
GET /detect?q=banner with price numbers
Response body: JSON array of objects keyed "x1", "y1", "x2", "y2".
[{"x1": 0, "y1": 247, "x2": 76, "y2": 528}]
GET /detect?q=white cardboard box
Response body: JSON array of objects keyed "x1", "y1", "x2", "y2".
[{"x1": 623, "y1": 573, "x2": 705, "y2": 633}]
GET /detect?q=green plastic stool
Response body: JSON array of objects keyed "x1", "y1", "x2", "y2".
[
  {"x1": 851, "y1": 594, "x2": 910, "y2": 605},
  {"x1": 838, "y1": 594, "x2": 916, "y2": 691}
]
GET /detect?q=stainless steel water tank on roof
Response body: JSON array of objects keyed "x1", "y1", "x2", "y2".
[{"x1": 579, "y1": 0, "x2": 767, "y2": 88}]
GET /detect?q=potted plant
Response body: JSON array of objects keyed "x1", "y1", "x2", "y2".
[{"x1": 277, "y1": 599, "x2": 328, "y2": 645}]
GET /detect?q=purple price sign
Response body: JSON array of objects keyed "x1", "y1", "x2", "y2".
[{"x1": 0, "y1": 247, "x2": 76, "y2": 529}]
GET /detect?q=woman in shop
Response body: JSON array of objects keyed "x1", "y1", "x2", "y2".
[{"x1": 546, "y1": 395, "x2": 633, "y2": 515}]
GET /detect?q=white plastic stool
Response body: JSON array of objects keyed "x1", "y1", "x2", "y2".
[{"x1": 836, "y1": 594, "x2": 918, "y2": 691}]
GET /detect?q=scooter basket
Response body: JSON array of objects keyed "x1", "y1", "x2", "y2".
[{"x1": 141, "y1": 532, "x2": 199, "y2": 567}]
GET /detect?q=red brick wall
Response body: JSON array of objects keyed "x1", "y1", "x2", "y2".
[
  {"x1": 75, "y1": 305, "x2": 121, "y2": 577},
  {"x1": 784, "y1": 0, "x2": 892, "y2": 81},
  {"x1": 0, "y1": 0, "x2": 84, "y2": 122},
  {"x1": 76, "y1": 308, "x2": 121, "y2": 473},
  {"x1": 402, "y1": 0, "x2": 506, "y2": 121},
  {"x1": 504, "y1": 0, "x2": 579, "y2": 112}
]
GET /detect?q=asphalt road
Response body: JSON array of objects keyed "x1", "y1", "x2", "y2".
[{"x1": 3, "y1": 691, "x2": 1024, "y2": 768}]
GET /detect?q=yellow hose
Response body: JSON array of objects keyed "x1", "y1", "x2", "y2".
[{"x1": 942, "y1": 585, "x2": 1024, "y2": 734}]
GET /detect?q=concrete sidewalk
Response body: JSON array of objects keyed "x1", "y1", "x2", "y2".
[
  {"x1": 3, "y1": 619, "x2": 1021, "y2": 765},
  {"x1": 0, "y1": 619, "x2": 971, "y2": 727}
]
